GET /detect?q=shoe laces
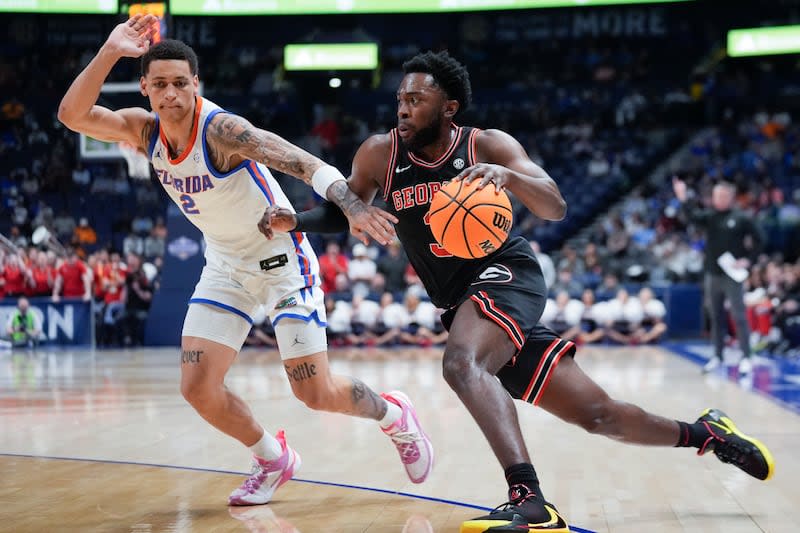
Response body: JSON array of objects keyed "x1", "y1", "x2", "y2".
[
  {"x1": 714, "y1": 438, "x2": 753, "y2": 466},
  {"x1": 239, "y1": 465, "x2": 269, "y2": 494},
  {"x1": 490, "y1": 492, "x2": 538, "y2": 515},
  {"x1": 388, "y1": 430, "x2": 421, "y2": 463}
]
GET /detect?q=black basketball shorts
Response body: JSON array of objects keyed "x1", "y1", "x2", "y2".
[{"x1": 440, "y1": 251, "x2": 576, "y2": 405}]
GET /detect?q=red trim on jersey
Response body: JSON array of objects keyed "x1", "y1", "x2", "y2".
[
  {"x1": 532, "y1": 341, "x2": 574, "y2": 405},
  {"x1": 521, "y1": 339, "x2": 560, "y2": 402},
  {"x1": 477, "y1": 290, "x2": 524, "y2": 347},
  {"x1": 469, "y1": 292, "x2": 524, "y2": 350},
  {"x1": 467, "y1": 128, "x2": 481, "y2": 166},
  {"x1": 161, "y1": 95, "x2": 203, "y2": 165},
  {"x1": 407, "y1": 126, "x2": 463, "y2": 169},
  {"x1": 383, "y1": 129, "x2": 399, "y2": 201}
]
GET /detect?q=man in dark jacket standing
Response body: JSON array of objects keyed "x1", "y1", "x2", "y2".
[{"x1": 673, "y1": 178, "x2": 763, "y2": 375}]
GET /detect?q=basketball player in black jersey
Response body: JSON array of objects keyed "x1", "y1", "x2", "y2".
[{"x1": 259, "y1": 51, "x2": 774, "y2": 532}]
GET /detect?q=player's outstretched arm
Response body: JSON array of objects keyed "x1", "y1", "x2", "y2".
[
  {"x1": 210, "y1": 116, "x2": 397, "y2": 245},
  {"x1": 58, "y1": 15, "x2": 157, "y2": 150},
  {"x1": 455, "y1": 129, "x2": 567, "y2": 221}
]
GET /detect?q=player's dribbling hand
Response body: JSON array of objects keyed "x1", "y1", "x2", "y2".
[
  {"x1": 258, "y1": 206, "x2": 296, "y2": 240},
  {"x1": 454, "y1": 163, "x2": 509, "y2": 193},
  {"x1": 105, "y1": 14, "x2": 159, "y2": 58},
  {"x1": 344, "y1": 205, "x2": 397, "y2": 247}
]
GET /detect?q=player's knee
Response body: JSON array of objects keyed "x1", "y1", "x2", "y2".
[
  {"x1": 180, "y1": 379, "x2": 216, "y2": 410},
  {"x1": 442, "y1": 350, "x2": 479, "y2": 391}
]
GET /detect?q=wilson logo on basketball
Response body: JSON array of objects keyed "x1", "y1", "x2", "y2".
[
  {"x1": 492, "y1": 212, "x2": 511, "y2": 232},
  {"x1": 479, "y1": 240, "x2": 497, "y2": 254}
]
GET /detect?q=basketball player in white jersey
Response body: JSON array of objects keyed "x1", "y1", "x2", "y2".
[{"x1": 58, "y1": 14, "x2": 433, "y2": 505}]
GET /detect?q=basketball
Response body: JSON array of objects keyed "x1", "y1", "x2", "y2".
[{"x1": 427, "y1": 179, "x2": 513, "y2": 259}]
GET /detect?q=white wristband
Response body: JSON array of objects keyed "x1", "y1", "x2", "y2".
[{"x1": 311, "y1": 165, "x2": 346, "y2": 199}]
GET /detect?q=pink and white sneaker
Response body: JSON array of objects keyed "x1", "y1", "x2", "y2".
[
  {"x1": 228, "y1": 430, "x2": 301, "y2": 506},
  {"x1": 381, "y1": 391, "x2": 434, "y2": 484}
]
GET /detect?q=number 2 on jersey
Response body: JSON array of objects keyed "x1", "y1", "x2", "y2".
[
  {"x1": 423, "y1": 210, "x2": 453, "y2": 257},
  {"x1": 180, "y1": 194, "x2": 200, "y2": 214}
]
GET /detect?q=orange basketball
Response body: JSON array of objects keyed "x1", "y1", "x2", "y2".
[{"x1": 427, "y1": 179, "x2": 513, "y2": 259}]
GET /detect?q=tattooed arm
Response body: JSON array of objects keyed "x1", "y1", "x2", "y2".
[
  {"x1": 206, "y1": 112, "x2": 325, "y2": 183},
  {"x1": 208, "y1": 112, "x2": 397, "y2": 245}
]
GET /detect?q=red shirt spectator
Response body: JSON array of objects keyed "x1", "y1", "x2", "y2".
[
  {"x1": 103, "y1": 259, "x2": 128, "y2": 304},
  {"x1": 3, "y1": 258, "x2": 28, "y2": 297},
  {"x1": 28, "y1": 265, "x2": 56, "y2": 296},
  {"x1": 55, "y1": 253, "x2": 89, "y2": 299},
  {"x1": 318, "y1": 242, "x2": 349, "y2": 294}
]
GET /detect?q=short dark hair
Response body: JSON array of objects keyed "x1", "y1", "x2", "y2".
[
  {"x1": 402, "y1": 50, "x2": 472, "y2": 115},
  {"x1": 141, "y1": 39, "x2": 199, "y2": 77}
]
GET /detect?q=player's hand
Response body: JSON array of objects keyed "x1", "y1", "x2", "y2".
[
  {"x1": 258, "y1": 206, "x2": 297, "y2": 240},
  {"x1": 344, "y1": 204, "x2": 397, "y2": 246},
  {"x1": 105, "y1": 14, "x2": 158, "y2": 58},
  {"x1": 454, "y1": 163, "x2": 510, "y2": 193},
  {"x1": 672, "y1": 176, "x2": 688, "y2": 202}
]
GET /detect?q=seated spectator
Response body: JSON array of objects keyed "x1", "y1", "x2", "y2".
[
  {"x1": 604, "y1": 288, "x2": 643, "y2": 345},
  {"x1": 550, "y1": 268, "x2": 583, "y2": 297},
  {"x1": 349, "y1": 293, "x2": 381, "y2": 345},
  {"x1": 325, "y1": 296, "x2": 353, "y2": 347},
  {"x1": 578, "y1": 289, "x2": 606, "y2": 344},
  {"x1": 398, "y1": 288, "x2": 443, "y2": 347},
  {"x1": 541, "y1": 290, "x2": 583, "y2": 341},
  {"x1": 52, "y1": 211, "x2": 76, "y2": 243},
  {"x1": 631, "y1": 287, "x2": 668, "y2": 344},
  {"x1": 363, "y1": 292, "x2": 409, "y2": 347},
  {"x1": 144, "y1": 227, "x2": 165, "y2": 259},
  {"x1": 377, "y1": 239, "x2": 408, "y2": 294},
  {"x1": 72, "y1": 217, "x2": 97, "y2": 257},
  {"x1": 595, "y1": 272, "x2": 621, "y2": 300},
  {"x1": 318, "y1": 242, "x2": 349, "y2": 295},
  {"x1": 348, "y1": 243, "x2": 377, "y2": 298}
]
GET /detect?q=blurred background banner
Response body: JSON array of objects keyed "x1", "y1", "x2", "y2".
[{"x1": 0, "y1": 299, "x2": 93, "y2": 345}]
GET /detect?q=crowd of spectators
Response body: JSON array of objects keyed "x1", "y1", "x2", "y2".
[
  {"x1": 1, "y1": 8, "x2": 798, "y2": 353},
  {"x1": 0, "y1": 245, "x2": 159, "y2": 347}
]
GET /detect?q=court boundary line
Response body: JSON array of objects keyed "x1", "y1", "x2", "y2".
[
  {"x1": 0, "y1": 452, "x2": 596, "y2": 533},
  {"x1": 665, "y1": 342, "x2": 800, "y2": 416}
]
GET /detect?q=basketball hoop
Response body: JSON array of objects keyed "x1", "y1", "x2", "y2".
[{"x1": 119, "y1": 142, "x2": 152, "y2": 180}]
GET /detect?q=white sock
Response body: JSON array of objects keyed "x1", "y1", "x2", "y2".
[
  {"x1": 379, "y1": 399, "x2": 403, "y2": 430},
  {"x1": 249, "y1": 428, "x2": 283, "y2": 460}
]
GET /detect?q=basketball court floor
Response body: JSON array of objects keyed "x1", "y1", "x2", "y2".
[{"x1": 1, "y1": 343, "x2": 798, "y2": 532}]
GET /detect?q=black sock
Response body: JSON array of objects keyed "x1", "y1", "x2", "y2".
[
  {"x1": 675, "y1": 420, "x2": 712, "y2": 448},
  {"x1": 504, "y1": 463, "x2": 543, "y2": 501}
]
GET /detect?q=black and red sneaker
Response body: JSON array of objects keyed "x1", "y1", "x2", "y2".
[
  {"x1": 696, "y1": 408, "x2": 775, "y2": 481},
  {"x1": 460, "y1": 484, "x2": 569, "y2": 533}
]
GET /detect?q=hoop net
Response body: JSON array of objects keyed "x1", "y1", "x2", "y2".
[{"x1": 119, "y1": 142, "x2": 152, "y2": 180}]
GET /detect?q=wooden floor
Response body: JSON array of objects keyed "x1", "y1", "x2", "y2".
[{"x1": 1, "y1": 345, "x2": 797, "y2": 532}]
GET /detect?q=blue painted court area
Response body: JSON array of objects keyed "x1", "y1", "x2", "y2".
[{"x1": 666, "y1": 342, "x2": 800, "y2": 416}]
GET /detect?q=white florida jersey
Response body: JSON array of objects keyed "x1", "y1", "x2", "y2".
[{"x1": 147, "y1": 96, "x2": 319, "y2": 287}]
